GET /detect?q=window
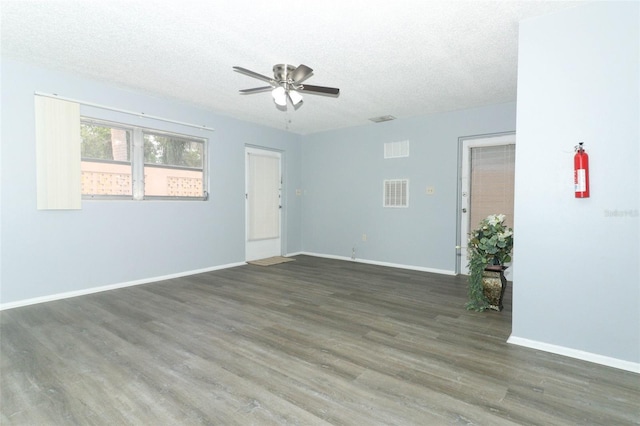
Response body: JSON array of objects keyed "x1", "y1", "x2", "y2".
[
  {"x1": 383, "y1": 179, "x2": 409, "y2": 207},
  {"x1": 469, "y1": 144, "x2": 515, "y2": 228},
  {"x1": 143, "y1": 131, "x2": 205, "y2": 197},
  {"x1": 81, "y1": 122, "x2": 132, "y2": 196},
  {"x1": 80, "y1": 119, "x2": 207, "y2": 200}
]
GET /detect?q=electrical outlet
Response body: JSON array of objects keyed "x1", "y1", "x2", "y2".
[
  {"x1": 295, "y1": 189, "x2": 302, "y2": 196},
  {"x1": 426, "y1": 186, "x2": 435, "y2": 195},
  {"x1": 362, "y1": 234, "x2": 367, "y2": 241}
]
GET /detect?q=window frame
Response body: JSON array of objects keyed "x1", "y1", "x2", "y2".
[{"x1": 80, "y1": 117, "x2": 208, "y2": 201}]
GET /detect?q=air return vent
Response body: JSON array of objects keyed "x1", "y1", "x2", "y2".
[
  {"x1": 384, "y1": 140, "x2": 409, "y2": 159},
  {"x1": 383, "y1": 179, "x2": 409, "y2": 208}
]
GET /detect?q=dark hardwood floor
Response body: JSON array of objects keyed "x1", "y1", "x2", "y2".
[{"x1": 1, "y1": 255, "x2": 638, "y2": 425}]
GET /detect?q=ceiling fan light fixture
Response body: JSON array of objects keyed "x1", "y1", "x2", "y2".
[
  {"x1": 288, "y1": 89, "x2": 303, "y2": 106},
  {"x1": 272, "y1": 86, "x2": 287, "y2": 106}
]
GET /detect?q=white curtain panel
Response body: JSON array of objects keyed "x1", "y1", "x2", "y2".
[
  {"x1": 247, "y1": 153, "x2": 280, "y2": 240},
  {"x1": 35, "y1": 96, "x2": 81, "y2": 210}
]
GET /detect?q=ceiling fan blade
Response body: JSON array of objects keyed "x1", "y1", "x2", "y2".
[
  {"x1": 239, "y1": 86, "x2": 273, "y2": 94},
  {"x1": 233, "y1": 66, "x2": 274, "y2": 84},
  {"x1": 291, "y1": 64, "x2": 313, "y2": 83},
  {"x1": 299, "y1": 84, "x2": 340, "y2": 96}
]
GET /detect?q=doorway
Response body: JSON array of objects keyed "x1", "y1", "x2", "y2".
[
  {"x1": 245, "y1": 147, "x2": 282, "y2": 261},
  {"x1": 458, "y1": 133, "x2": 516, "y2": 279}
]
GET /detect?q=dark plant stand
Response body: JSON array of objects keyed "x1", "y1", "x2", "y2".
[{"x1": 482, "y1": 265, "x2": 507, "y2": 311}]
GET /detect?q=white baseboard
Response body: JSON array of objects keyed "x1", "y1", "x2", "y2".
[
  {"x1": 507, "y1": 336, "x2": 640, "y2": 374},
  {"x1": 299, "y1": 251, "x2": 456, "y2": 276},
  {"x1": 1, "y1": 254, "x2": 452, "y2": 311},
  {"x1": 0, "y1": 261, "x2": 247, "y2": 311}
]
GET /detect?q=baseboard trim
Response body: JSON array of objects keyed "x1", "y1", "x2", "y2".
[
  {"x1": 507, "y1": 336, "x2": 640, "y2": 374},
  {"x1": 299, "y1": 251, "x2": 456, "y2": 276},
  {"x1": 0, "y1": 254, "x2": 454, "y2": 310},
  {"x1": 0, "y1": 262, "x2": 247, "y2": 311}
]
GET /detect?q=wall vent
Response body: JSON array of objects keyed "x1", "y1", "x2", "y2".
[
  {"x1": 383, "y1": 179, "x2": 409, "y2": 208},
  {"x1": 384, "y1": 140, "x2": 409, "y2": 159}
]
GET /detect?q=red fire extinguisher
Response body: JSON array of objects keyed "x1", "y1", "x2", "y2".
[{"x1": 574, "y1": 142, "x2": 589, "y2": 198}]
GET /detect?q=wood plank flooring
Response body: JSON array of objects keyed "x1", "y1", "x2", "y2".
[{"x1": 1, "y1": 255, "x2": 638, "y2": 425}]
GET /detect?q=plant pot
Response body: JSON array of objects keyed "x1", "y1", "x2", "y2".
[{"x1": 482, "y1": 265, "x2": 507, "y2": 311}]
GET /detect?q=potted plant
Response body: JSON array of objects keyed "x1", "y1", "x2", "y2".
[{"x1": 466, "y1": 214, "x2": 514, "y2": 311}]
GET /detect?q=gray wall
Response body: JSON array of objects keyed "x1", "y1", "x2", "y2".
[
  {"x1": 512, "y1": 2, "x2": 639, "y2": 365},
  {"x1": 300, "y1": 104, "x2": 516, "y2": 272},
  {"x1": 0, "y1": 59, "x2": 302, "y2": 304}
]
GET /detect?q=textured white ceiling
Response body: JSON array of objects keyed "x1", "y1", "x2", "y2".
[{"x1": 1, "y1": 0, "x2": 582, "y2": 134}]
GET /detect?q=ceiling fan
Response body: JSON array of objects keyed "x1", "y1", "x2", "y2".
[{"x1": 233, "y1": 64, "x2": 340, "y2": 108}]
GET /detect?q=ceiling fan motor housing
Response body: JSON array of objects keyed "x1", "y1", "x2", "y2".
[{"x1": 273, "y1": 64, "x2": 296, "y2": 82}]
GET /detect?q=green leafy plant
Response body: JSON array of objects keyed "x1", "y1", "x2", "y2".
[{"x1": 465, "y1": 214, "x2": 514, "y2": 311}]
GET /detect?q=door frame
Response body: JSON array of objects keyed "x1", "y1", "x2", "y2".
[
  {"x1": 245, "y1": 145, "x2": 285, "y2": 261},
  {"x1": 456, "y1": 131, "x2": 516, "y2": 276}
]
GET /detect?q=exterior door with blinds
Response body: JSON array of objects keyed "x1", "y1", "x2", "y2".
[
  {"x1": 459, "y1": 133, "x2": 516, "y2": 279},
  {"x1": 245, "y1": 147, "x2": 282, "y2": 261}
]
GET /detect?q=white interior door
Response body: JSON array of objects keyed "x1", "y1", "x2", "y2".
[
  {"x1": 459, "y1": 133, "x2": 516, "y2": 279},
  {"x1": 245, "y1": 147, "x2": 282, "y2": 261}
]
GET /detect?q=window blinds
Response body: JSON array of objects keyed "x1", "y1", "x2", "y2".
[
  {"x1": 469, "y1": 144, "x2": 515, "y2": 229},
  {"x1": 35, "y1": 96, "x2": 81, "y2": 210},
  {"x1": 247, "y1": 153, "x2": 280, "y2": 240}
]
